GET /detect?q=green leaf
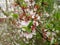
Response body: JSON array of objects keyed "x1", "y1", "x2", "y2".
[
  {"x1": 26, "y1": 28, "x2": 32, "y2": 33},
  {"x1": 22, "y1": 26, "x2": 31, "y2": 33},
  {"x1": 27, "y1": 20, "x2": 33, "y2": 28},
  {"x1": 22, "y1": 2, "x2": 27, "y2": 7},
  {"x1": 12, "y1": 14, "x2": 18, "y2": 19},
  {"x1": 45, "y1": 23, "x2": 53, "y2": 29}
]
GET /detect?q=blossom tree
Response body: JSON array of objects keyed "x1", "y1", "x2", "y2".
[{"x1": 0, "y1": 0, "x2": 60, "y2": 45}]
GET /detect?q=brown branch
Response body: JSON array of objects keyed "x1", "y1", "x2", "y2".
[{"x1": 35, "y1": 26, "x2": 50, "y2": 42}]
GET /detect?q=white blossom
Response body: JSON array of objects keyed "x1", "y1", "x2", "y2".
[
  {"x1": 29, "y1": 10, "x2": 34, "y2": 15},
  {"x1": 18, "y1": 30, "x2": 21, "y2": 33},
  {"x1": 0, "y1": 13, "x2": 6, "y2": 18},
  {"x1": 45, "y1": 13, "x2": 50, "y2": 17},
  {"x1": 32, "y1": 15, "x2": 35, "y2": 18},
  {"x1": 46, "y1": 32, "x2": 51, "y2": 37},
  {"x1": 34, "y1": 8, "x2": 37, "y2": 11},
  {"x1": 33, "y1": 21, "x2": 38, "y2": 26},
  {"x1": 24, "y1": 0, "x2": 29, "y2": 2},
  {"x1": 36, "y1": 15, "x2": 40, "y2": 20},
  {"x1": 21, "y1": 21, "x2": 29, "y2": 26},
  {"x1": 58, "y1": 5, "x2": 60, "y2": 8},
  {"x1": 23, "y1": 33, "x2": 33, "y2": 39},
  {"x1": 50, "y1": 37, "x2": 54, "y2": 44},
  {"x1": 31, "y1": 1, "x2": 35, "y2": 6}
]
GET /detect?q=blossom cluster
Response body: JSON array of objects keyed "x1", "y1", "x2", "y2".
[{"x1": 11, "y1": 0, "x2": 41, "y2": 39}]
